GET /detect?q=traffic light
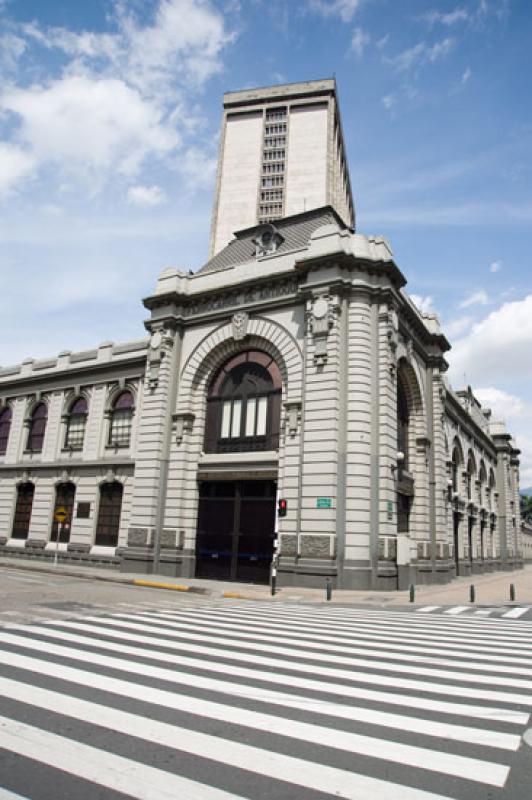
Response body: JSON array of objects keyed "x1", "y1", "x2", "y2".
[{"x1": 278, "y1": 498, "x2": 287, "y2": 517}]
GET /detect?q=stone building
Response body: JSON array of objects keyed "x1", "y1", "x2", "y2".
[{"x1": 0, "y1": 80, "x2": 523, "y2": 588}]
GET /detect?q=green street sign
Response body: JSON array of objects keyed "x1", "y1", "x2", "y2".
[{"x1": 316, "y1": 497, "x2": 332, "y2": 509}]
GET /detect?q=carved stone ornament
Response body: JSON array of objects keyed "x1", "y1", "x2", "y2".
[
  {"x1": 231, "y1": 311, "x2": 249, "y2": 341},
  {"x1": 147, "y1": 327, "x2": 172, "y2": 389},
  {"x1": 284, "y1": 400, "x2": 302, "y2": 437},
  {"x1": 173, "y1": 412, "x2": 195, "y2": 445},
  {"x1": 306, "y1": 294, "x2": 338, "y2": 366}
]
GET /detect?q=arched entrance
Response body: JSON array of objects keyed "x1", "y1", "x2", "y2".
[{"x1": 195, "y1": 351, "x2": 281, "y2": 583}]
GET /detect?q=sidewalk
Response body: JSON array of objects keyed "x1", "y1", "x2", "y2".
[{"x1": 1, "y1": 556, "x2": 531, "y2": 606}]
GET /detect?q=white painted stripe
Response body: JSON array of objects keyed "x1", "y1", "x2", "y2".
[
  {"x1": 445, "y1": 607, "x2": 472, "y2": 615},
  {"x1": 3, "y1": 629, "x2": 520, "y2": 751},
  {"x1": 0, "y1": 715, "x2": 247, "y2": 800},
  {"x1": 417, "y1": 606, "x2": 441, "y2": 613},
  {"x1": 0, "y1": 709, "x2": 461, "y2": 800},
  {"x1": 102, "y1": 614, "x2": 532, "y2": 692},
  {"x1": 172, "y1": 604, "x2": 532, "y2": 643},
  {"x1": 474, "y1": 610, "x2": 495, "y2": 616},
  {"x1": 38, "y1": 620, "x2": 528, "y2": 724},
  {"x1": 503, "y1": 608, "x2": 530, "y2": 619},
  {"x1": 63, "y1": 614, "x2": 532, "y2": 670},
  {"x1": 208, "y1": 603, "x2": 532, "y2": 637},
  {"x1": 147, "y1": 607, "x2": 532, "y2": 653},
  {"x1": 0, "y1": 790, "x2": 31, "y2": 800},
  {"x1": 146, "y1": 608, "x2": 532, "y2": 670},
  {"x1": 0, "y1": 650, "x2": 510, "y2": 785},
  {"x1": 152, "y1": 604, "x2": 532, "y2": 648}
]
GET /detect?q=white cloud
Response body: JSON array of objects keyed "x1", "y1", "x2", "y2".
[
  {"x1": 448, "y1": 295, "x2": 532, "y2": 387},
  {"x1": 351, "y1": 27, "x2": 370, "y2": 59},
  {"x1": 386, "y1": 37, "x2": 455, "y2": 72},
  {"x1": 490, "y1": 259, "x2": 502, "y2": 272},
  {"x1": 3, "y1": 76, "x2": 178, "y2": 180},
  {"x1": 376, "y1": 33, "x2": 389, "y2": 49},
  {"x1": 421, "y1": 8, "x2": 469, "y2": 27},
  {"x1": 309, "y1": 0, "x2": 362, "y2": 22},
  {"x1": 444, "y1": 315, "x2": 473, "y2": 339},
  {"x1": 382, "y1": 94, "x2": 396, "y2": 111},
  {"x1": 458, "y1": 289, "x2": 489, "y2": 308},
  {"x1": 410, "y1": 293, "x2": 435, "y2": 314},
  {"x1": 127, "y1": 184, "x2": 168, "y2": 207},
  {"x1": 461, "y1": 66, "x2": 472, "y2": 83},
  {"x1": 474, "y1": 387, "x2": 528, "y2": 419},
  {"x1": 0, "y1": 32, "x2": 27, "y2": 71},
  {"x1": 0, "y1": 1, "x2": 234, "y2": 198},
  {"x1": 0, "y1": 142, "x2": 36, "y2": 197}
]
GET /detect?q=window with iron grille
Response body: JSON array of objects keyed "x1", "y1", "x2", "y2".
[
  {"x1": 0, "y1": 406, "x2": 12, "y2": 455},
  {"x1": 12, "y1": 482, "x2": 34, "y2": 539},
  {"x1": 109, "y1": 391, "x2": 134, "y2": 447},
  {"x1": 95, "y1": 482, "x2": 123, "y2": 546},
  {"x1": 27, "y1": 403, "x2": 47, "y2": 452},
  {"x1": 205, "y1": 351, "x2": 282, "y2": 454},
  {"x1": 65, "y1": 397, "x2": 88, "y2": 450}
]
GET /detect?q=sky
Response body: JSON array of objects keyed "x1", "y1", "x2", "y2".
[{"x1": 1, "y1": 0, "x2": 532, "y2": 485}]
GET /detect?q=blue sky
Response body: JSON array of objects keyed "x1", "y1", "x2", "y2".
[{"x1": 1, "y1": 0, "x2": 532, "y2": 484}]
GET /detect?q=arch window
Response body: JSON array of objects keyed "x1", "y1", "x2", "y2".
[
  {"x1": 451, "y1": 446, "x2": 461, "y2": 493},
  {"x1": 397, "y1": 378, "x2": 409, "y2": 470},
  {"x1": 65, "y1": 398, "x2": 88, "y2": 450},
  {"x1": 0, "y1": 406, "x2": 12, "y2": 455},
  {"x1": 27, "y1": 403, "x2": 47, "y2": 453},
  {"x1": 12, "y1": 482, "x2": 35, "y2": 539},
  {"x1": 205, "y1": 351, "x2": 282, "y2": 454},
  {"x1": 466, "y1": 455, "x2": 476, "y2": 500},
  {"x1": 95, "y1": 481, "x2": 123, "y2": 547},
  {"x1": 51, "y1": 482, "x2": 76, "y2": 543},
  {"x1": 108, "y1": 391, "x2": 134, "y2": 447}
]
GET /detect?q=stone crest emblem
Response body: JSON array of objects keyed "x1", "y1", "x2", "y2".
[{"x1": 232, "y1": 311, "x2": 249, "y2": 341}]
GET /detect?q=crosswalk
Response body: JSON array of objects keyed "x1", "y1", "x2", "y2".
[
  {"x1": 417, "y1": 605, "x2": 531, "y2": 619},
  {"x1": 1, "y1": 601, "x2": 531, "y2": 799}
]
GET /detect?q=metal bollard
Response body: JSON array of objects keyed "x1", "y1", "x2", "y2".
[
  {"x1": 271, "y1": 567, "x2": 277, "y2": 597},
  {"x1": 470, "y1": 584, "x2": 475, "y2": 603},
  {"x1": 409, "y1": 584, "x2": 415, "y2": 603},
  {"x1": 510, "y1": 583, "x2": 516, "y2": 602},
  {"x1": 326, "y1": 578, "x2": 332, "y2": 601}
]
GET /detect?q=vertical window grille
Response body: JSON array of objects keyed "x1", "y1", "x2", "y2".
[
  {"x1": 27, "y1": 403, "x2": 47, "y2": 453},
  {"x1": 65, "y1": 398, "x2": 88, "y2": 450},
  {"x1": 0, "y1": 406, "x2": 12, "y2": 455},
  {"x1": 109, "y1": 391, "x2": 134, "y2": 446},
  {"x1": 12, "y1": 482, "x2": 34, "y2": 539}
]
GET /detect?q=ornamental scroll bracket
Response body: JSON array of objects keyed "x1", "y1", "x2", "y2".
[{"x1": 306, "y1": 293, "x2": 339, "y2": 366}]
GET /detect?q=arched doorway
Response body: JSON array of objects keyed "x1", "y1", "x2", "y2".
[
  {"x1": 196, "y1": 351, "x2": 282, "y2": 583},
  {"x1": 12, "y1": 482, "x2": 35, "y2": 539}
]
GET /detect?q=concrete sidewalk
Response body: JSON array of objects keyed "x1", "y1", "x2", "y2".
[{"x1": 1, "y1": 556, "x2": 531, "y2": 606}]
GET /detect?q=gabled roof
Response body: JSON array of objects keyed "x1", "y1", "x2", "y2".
[{"x1": 198, "y1": 206, "x2": 350, "y2": 275}]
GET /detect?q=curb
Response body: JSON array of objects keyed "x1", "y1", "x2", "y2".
[
  {"x1": 0, "y1": 561, "x2": 210, "y2": 595},
  {"x1": 133, "y1": 579, "x2": 206, "y2": 594}
]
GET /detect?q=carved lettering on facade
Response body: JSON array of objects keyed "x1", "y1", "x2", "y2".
[{"x1": 182, "y1": 279, "x2": 298, "y2": 318}]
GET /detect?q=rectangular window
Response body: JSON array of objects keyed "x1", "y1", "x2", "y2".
[
  {"x1": 221, "y1": 401, "x2": 231, "y2": 439},
  {"x1": 231, "y1": 400, "x2": 242, "y2": 438},
  {"x1": 245, "y1": 398, "x2": 256, "y2": 437},
  {"x1": 256, "y1": 397, "x2": 268, "y2": 436}
]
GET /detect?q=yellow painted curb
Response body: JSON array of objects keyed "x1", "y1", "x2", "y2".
[
  {"x1": 223, "y1": 591, "x2": 246, "y2": 599},
  {"x1": 133, "y1": 579, "x2": 191, "y2": 592}
]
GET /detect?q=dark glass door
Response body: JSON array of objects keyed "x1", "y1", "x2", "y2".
[
  {"x1": 195, "y1": 480, "x2": 275, "y2": 583},
  {"x1": 453, "y1": 512, "x2": 460, "y2": 575}
]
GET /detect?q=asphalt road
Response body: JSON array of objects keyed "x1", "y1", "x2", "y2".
[{"x1": 0, "y1": 576, "x2": 531, "y2": 800}]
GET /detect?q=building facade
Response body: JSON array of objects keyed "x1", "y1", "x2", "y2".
[{"x1": 0, "y1": 81, "x2": 523, "y2": 588}]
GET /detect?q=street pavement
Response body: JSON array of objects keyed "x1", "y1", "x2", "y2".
[{"x1": 0, "y1": 599, "x2": 531, "y2": 799}]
